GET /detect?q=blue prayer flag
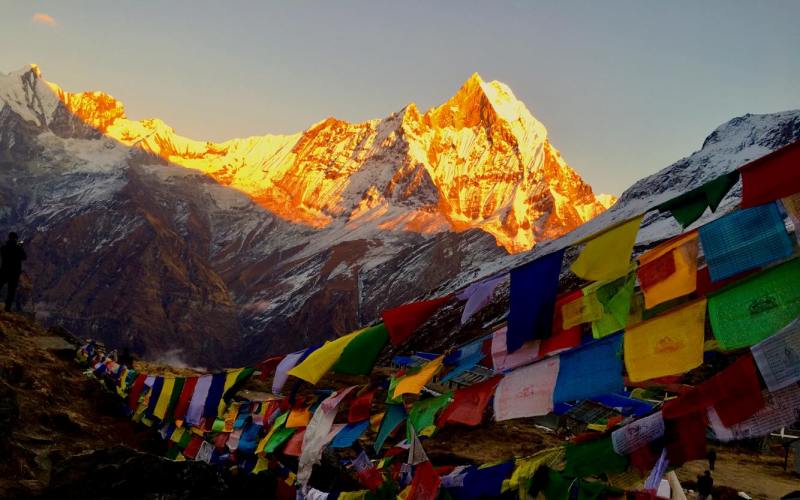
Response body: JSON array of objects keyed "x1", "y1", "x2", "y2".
[
  {"x1": 330, "y1": 420, "x2": 370, "y2": 448},
  {"x1": 554, "y1": 334, "x2": 624, "y2": 403},
  {"x1": 699, "y1": 202, "x2": 793, "y2": 282},
  {"x1": 374, "y1": 404, "x2": 406, "y2": 452},
  {"x1": 448, "y1": 461, "x2": 515, "y2": 500},
  {"x1": 507, "y1": 249, "x2": 565, "y2": 352},
  {"x1": 145, "y1": 377, "x2": 164, "y2": 416},
  {"x1": 202, "y1": 373, "x2": 226, "y2": 420}
]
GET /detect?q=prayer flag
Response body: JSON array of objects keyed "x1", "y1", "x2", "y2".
[
  {"x1": 393, "y1": 356, "x2": 444, "y2": 398},
  {"x1": 561, "y1": 293, "x2": 603, "y2": 329},
  {"x1": 153, "y1": 377, "x2": 175, "y2": 421},
  {"x1": 456, "y1": 462, "x2": 515, "y2": 500},
  {"x1": 408, "y1": 461, "x2": 440, "y2": 500},
  {"x1": 145, "y1": 377, "x2": 164, "y2": 417},
  {"x1": 286, "y1": 406, "x2": 312, "y2": 428},
  {"x1": 658, "y1": 172, "x2": 739, "y2": 228},
  {"x1": 708, "y1": 383, "x2": 800, "y2": 441},
  {"x1": 490, "y1": 326, "x2": 539, "y2": 372},
  {"x1": 708, "y1": 257, "x2": 800, "y2": 350},
  {"x1": 504, "y1": 448, "x2": 563, "y2": 500},
  {"x1": 172, "y1": 376, "x2": 197, "y2": 421},
  {"x1": 751, "y1": 318, "x2": 800, "y2": 392},
  {"x1": 564, "y1": 436, "x2": 628, "y2": 478},
  {"x1": 202, "y1": 373, "x2": 226, "y2": 421},
  {"x1": 165, "y1": 377, "x2": 185, "y2": 422},
  {"x1": 571, "y1": 216, "x2": 643, "y2": 281},
  {"x1": 507, "y1": 249, "x2": 565, "y2": 352},
  {"x1": 739, "y1": 140, "x2": 800, "y2": 208},
  {"x1": 257, "y1": 355, "x2": 285, "y2": 380},
  {"x1": 382, "y1": 296, "x2": 452, "y2": 345},
  {"x1": 440, "y1": 352, "x2": 484, "y2": 383},
  {"x1": 375, "y1": 404, "x2": 406, "y2": 452},
  {"x1": 554, "y1": 334, "x2": 623, "y2": 403},
  {"x1": 637, "y1": 231, "x2": 699, "y2": 309},
  {"x1": 127, "y1": 374, "x2": 146, "y2": 411},
  {"x1": 547, "y1": 290, "x2": 584, "y2": 355},
  {"x1": 264, "y1": 425, "x2": 296, "y2": 454},
  {"x1": 437, "y1": 376, "x2": 501, "y2": 427},
  {"x1": 407, "y1": 425, "x2": 429, "y2": 465},
  {"x1": 330, "y1": 420, "x2": 369, "y2": 448},
  {"x1": 493, "y1": 357, "x2": 560, "y2": 421},
  {"x1": 699, "y1": 202, "x2": 793, "y2": 282},
  {"x1": 298, "y1": 387, "x2": 357, "y2": 486},
  {"x1": 407, "y1": 393, "x2": 452, "y2": 439},
  {"x1": 624, "y1": 299, "x2": 707, "y2": 382},
  {"x1": 611, "y1": 411, "x2": 665, "y2": 455},
  {"x1": 585, "y1": 274, "x2": 636, "y2": 339},
  {"x1": 282, "y1": 428, "x2": 305, "y2": 457},
  {"x1": 348, "y1": 389, "x2": 376, "y2": 423},
  {"x1": 272, "y1": 350, "x2": 305, "y2": 395},
  {"x1": 186, "y1": 375, "x2": 213, "y2": 426},
  {"x1": 333, "y1": 323, "x2": 389, "y2": 376},
  {"x1": 664, "y1": 412, "x2": 707, "y2": 465},
  {"x1": 708, "y1": 354, "x2": 765, "y2": 427},
  {"x1": 289, "y1": 330, "x2": 362, "y2": 384},
  {"x1": 457, "y1": 275, "x2": 505, "y2": 325}
]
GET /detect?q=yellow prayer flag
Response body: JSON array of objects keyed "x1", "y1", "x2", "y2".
[
  {"x1": 571, "y1": 216, "x2": 643, "y2": 281},
  {"x1": 286, "y1": 407, "x2": 311, "y2": 428},
  {"x1": 504, "y1": 448, "x2": 564, "y2": 497},
  {"x1": 339, "y1": 491, "x2": 369, "y2": 500},
  {"x1": 637, "y1": 231, "x2": 699, "y2": 309},
  {"x1": 369, "y1": 411, "x2": 385, "y2": 432},
  {"x1": 624, "y1": 299, "x2": 707, "y2": 382},
  {"x1": 153, "y1": 377, "x2": 175, "y2": 420},
  {"x1": 397, "y1": 486, "x2": 412, "y2": 500},
  {"x1": 393, "y1": 356, "x2": 444, "y2": 398},
  {"x1": 252, "y1": 456, "x2": 270, "y2": 474},
  {"x1": 288, "y1": 330, "x2": 362, "y2": 384},
  {"x1": 217, "y1": 368, "x2": 245, "y2": 416},
  {"x1": 562, "y1": 293, "x2": 604, "y2": 328}
]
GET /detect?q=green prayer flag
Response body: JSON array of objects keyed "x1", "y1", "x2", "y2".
[
  {"x1": 374, "y1": 404, "x2": 406, "y2": 452},
  {"x1": 586, "y1": 274, "x2": 635, "y2": 339},
  {"x1": 563, "y1": 437, "x2": 628, "y2": 478},
  {"x1": 578, "y1": 479, "x2": 621, "y2": 500},
  {"x1": 543, "y1": 468, "x2": 572, "y2": 500},
  {"x1": 178, "y1": 428, "x2": 193, "y2": 448},
  {"x1": 709, "y1": 257, "x2": 800, "y2": 350},
  {"x1": 165, "y1": 377, "x2": 185, "y2": 422},
  {"x1": 406, "y1": 393, "x2": 452, "y2": 441},
  {"x1": 264, "y1": 425, "x2": 296, "y2": 453},
  {"x1": 386, "y1": 377, "x2": 403, "y2": 404},
  {"x1": 658, "y1": 172, "x2": 739, "y2": 228},
  {"x1": 333, "y1": 323, "x2": 389, "y2": 376},
  {"x1": 211, "y1": 418, "x2": 225, "y2": 432}
]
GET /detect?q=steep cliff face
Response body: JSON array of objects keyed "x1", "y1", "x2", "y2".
[{"x1": 43, "y1": 69, "x2": 610, "y2": 253}]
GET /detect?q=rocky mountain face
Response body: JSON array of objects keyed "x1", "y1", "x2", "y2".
[{"x1": 0, "y1": 65, "x2": 611, "y2": 367}]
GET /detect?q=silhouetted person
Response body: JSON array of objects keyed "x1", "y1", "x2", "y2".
[
  {"x1": 0, "y1": 233, "x2": 26, "y2": 312},
  {"x1": 707, "y1": 448, "x2": 717, "y2": 471},
  {"x1": 697, "y1": 470, "x2": 713, "y2": 500}
]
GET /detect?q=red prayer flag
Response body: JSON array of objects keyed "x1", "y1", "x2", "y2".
[
  {"x1": 282, "y1": 429, "x2": 305, "y2": 457},
  {"x1": 408, "y1": 461, "x2": 441, "y2": 500},
  {"x1": 638, "y1": 251, "x2": 677, "y2": 292},
  {"x1": 708, "y1": 354, "x2": 765, "y2": 427},
  {"x1": 629, "y1": 443, "x2": 661, "y2": 474},
  {"x1": 542, "y1": 291, "x2": 583, "y2": 356},
  {"x1": 257, "y1": 355, "x2": 286, "y2": 380},
  {"x1": 739, "y1": 140, "x2": 800, "y2": 208},
  {"x1": 356, "y1": 465, "x2": 384, "y2": 492},
  {"x1": 479, "y1": 337, "x2": 494, "y2": 368},
  {"x1": 664, "y1": 412, "x2": 707, "y2": 465},
  {"x1": 172, "y1": 376, "x2": 198, "y2": 421},
  {"x1": 127, "y1": 374, "x2": 146, "y2": 411},
  {"x1": 348, "y1": 389, "x2": 376, "y2": 423},
  {"x1": 695, "y1": 266, "x2": 757, "y2": 297},
  {"x1": 382, "y1": 295, "x2": 453, "y2": 345},
  {"x1": 437, "y1": 376, "x2": 501, "y2": 427},
  {"x1": 183, "y1": 436, "x2": 203, "y2": 459}
]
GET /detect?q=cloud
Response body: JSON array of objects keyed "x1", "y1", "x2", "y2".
[{"x1": 32, "y1": 13, "x2": 57, "y2": 27}]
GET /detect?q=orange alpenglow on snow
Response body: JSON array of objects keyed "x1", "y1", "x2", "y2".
[{"x1": 41, "y1": 67, "x2": 612, "y2": 253}]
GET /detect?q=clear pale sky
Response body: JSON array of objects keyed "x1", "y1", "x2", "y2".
[{"x1": 2, "y1": 1, "x2": 798, "y2": 195}]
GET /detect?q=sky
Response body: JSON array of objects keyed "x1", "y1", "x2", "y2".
[{"x1": 1, "y1": 1, "x2": 798, "y2": 195}]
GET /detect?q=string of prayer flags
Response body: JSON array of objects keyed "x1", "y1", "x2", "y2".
[
  {"x1": 571, "y1": 216, "x2": 643, "y2": 281},
  {"x1": 699, "y1": 202, "x2": 793, "y2": 282},
  {"x1": 330, "y1": 420, "x2": 370, "y2": 449},
  {"x1": 375, "y1": 404, "x2": 406, "y2": 452},
  {"x1": 624, "y1": 299, "x2": 707, "y2": 382},
  {"x1": 333, "y1": 323, "x2": 389, "y2": 376},
  {"x1": 739, "y1": 139, "x2": 800, "y2": 208},
  {"x1": 393, "y1": 356, "x2": 444, "y2": 398},
  {"x1": 708, "y1": 257, "x2": 800, "y2": 350},
  {"x1": 708, "y1": 383, "x2": 800, "y2": 442},
  {"x1": 507, "y1": 249, "x2": 565, "y2": 352},
  {"x1": 273, "y1": 350, "x2": 306, "y2": 395},
  {"x1": 585, "y1": 273, "x2": 636, "y2": 339},
  {"x1": 564, "y1": 436, "x2": 629, "y2": 478},
  {"x1": 457, "y1": 275, "x2": 504, "y2": 325},
  {"x1": 663, "y1": 412, "x2": 707, "y2": 465},
  {"x1": 348, "y1": 389, "x2": 376, "y2": 423},
  {"x1": 407, "y1": 393, "x2": 452, "y2": 440},
  {"x1": 382, "y1": 295, "x2": 453, "y2": 346},
  {"x1": 554, "y1": 334, "x2": 623, "y2": 403},
  {"x1": 408, "y1": 460, "x2": 440, "y2": 500},
  {"x1": 637, "y1": 231, "x2": 699, "y2": 309},
  {"x1": 436, "y1": 376, "x2": 501, "y2": 427},
  {"x1": 490, "y1": 326, "x2": 539, "y2": 372},
  {"x1": 493, "y1": 357, "x2": 560, "y2": 421},
  {"x1": 611, "y1": 411, "x2": 665, "y2": 455},
  {"x1": 288, "y1": 330, "x2": 363, "y2": 384},
  {"x1": 751, "y1": 318, "x2": 800, "y2": 392},
  {"x1": 657, "y1": 172, "x2": 739, "y2": 228}
]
